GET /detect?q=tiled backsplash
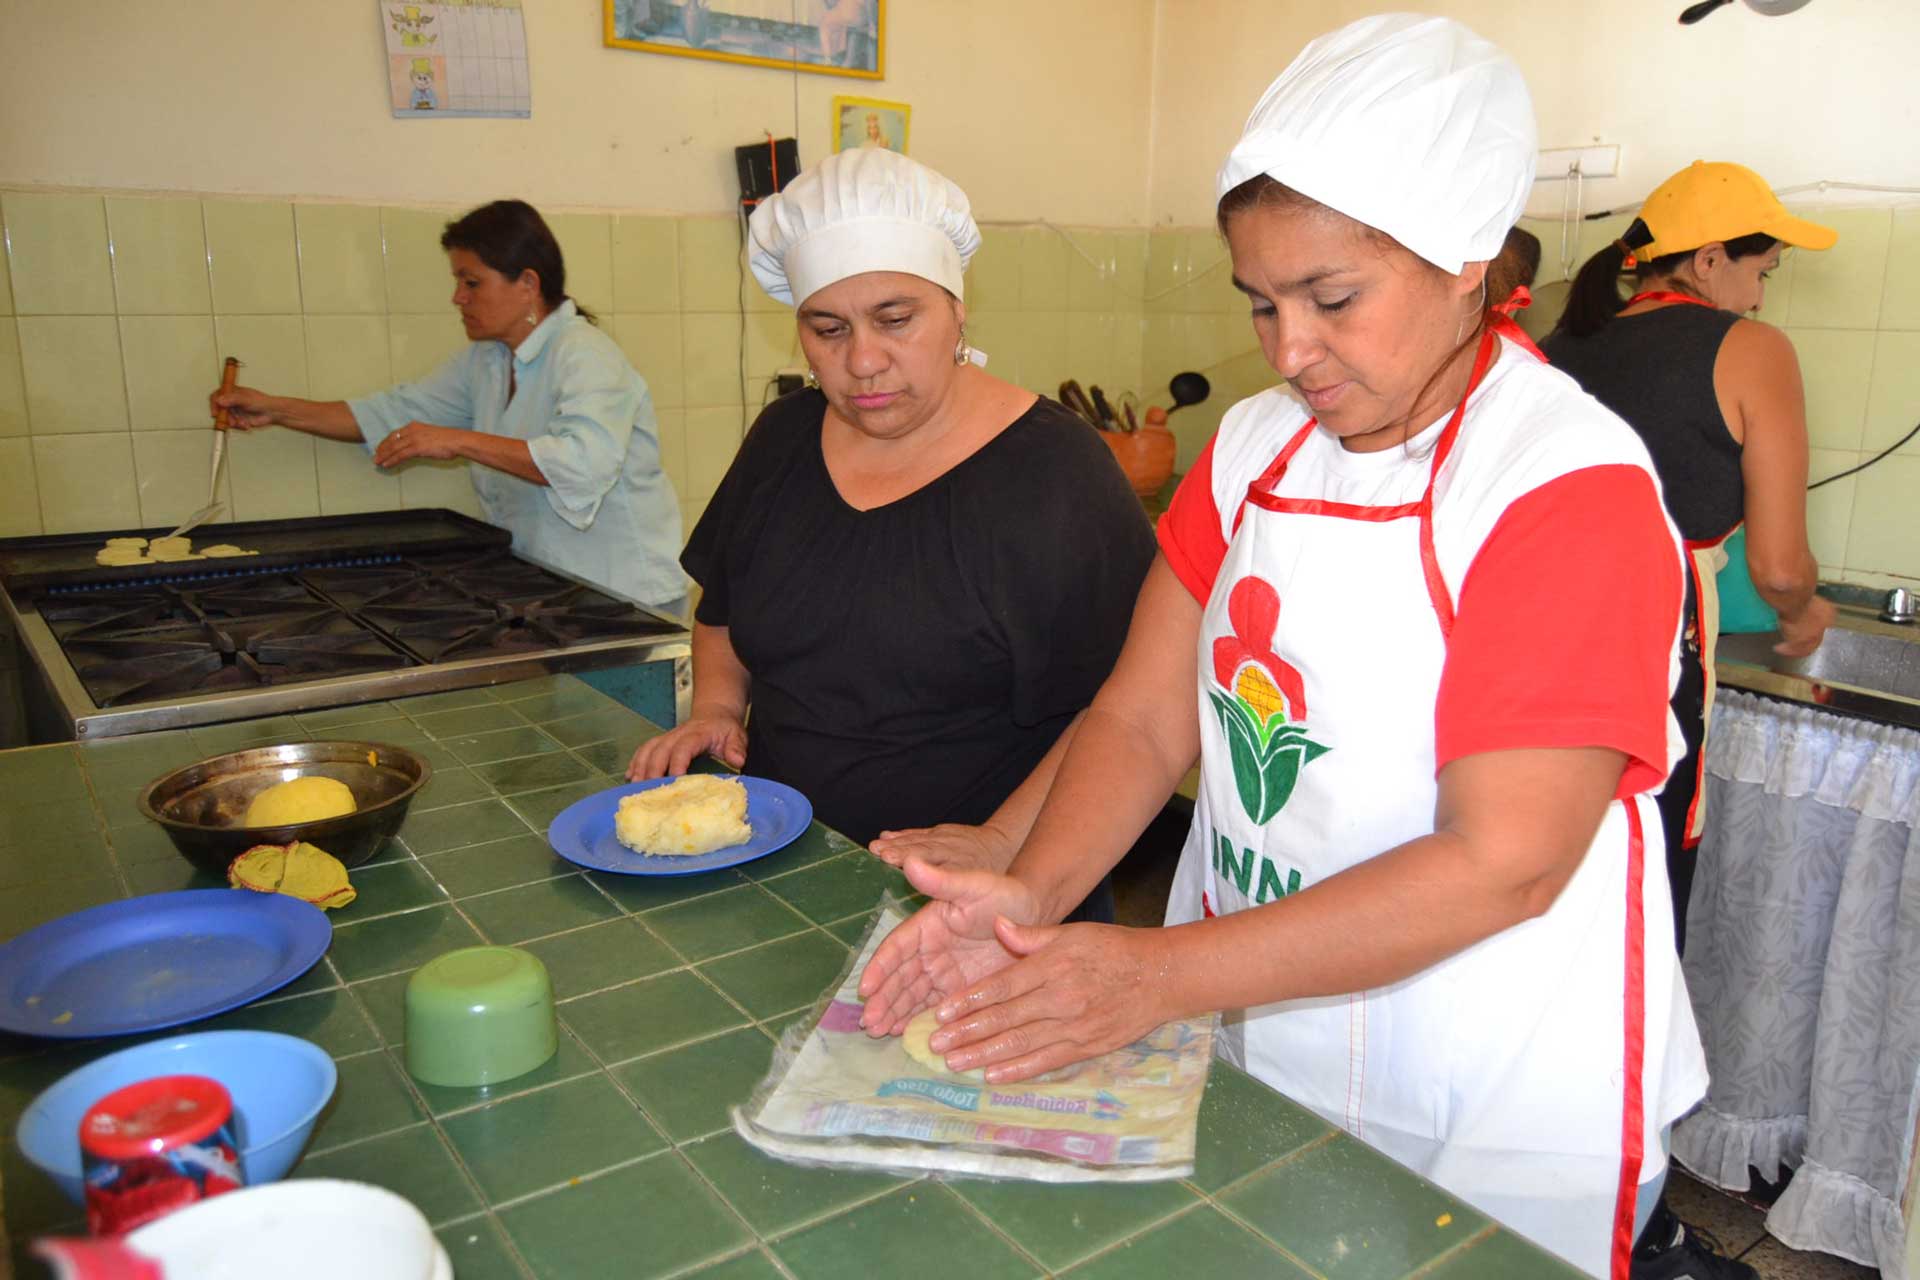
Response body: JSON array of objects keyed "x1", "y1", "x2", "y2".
[
  {"x1": 7, "y1": 188, "x2": 1914, "y2": 586},
  {"x1": 0, "y1": 190, "x2": 1148, "y2": 544}
]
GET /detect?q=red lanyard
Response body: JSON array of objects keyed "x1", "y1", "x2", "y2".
[{"x1": 1624, "y1": 290, "x2": 1715, "y2": 310}]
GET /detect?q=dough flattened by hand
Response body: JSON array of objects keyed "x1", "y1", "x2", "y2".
[
  {"x1": 95, "y1": 547, "x2": 153, "y2": 566},
  {"x1": 901, "y1": 1009, "x2": 984, "y2": 1080},
  {"x1": 199, "y1": 544, "x2": 258, "y2": 558}
]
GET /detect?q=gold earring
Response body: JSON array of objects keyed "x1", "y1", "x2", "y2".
[
  {"x1": 525, "y1": 310, "x2": 538, "y2": 326},
  {"x1": 803, "y1": 368, "x2": 820, "y2": 389},
  {"x1": 954, "y1": 327, "x2": 971, "y2": 367}
]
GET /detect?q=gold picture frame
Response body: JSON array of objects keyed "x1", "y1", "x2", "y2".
[
  {"x1": 604, "y1": 1, "x2": 885, "y2": 81},
  {"x1": 831, "y1": 95, "x2": 909, "y2": 154}
]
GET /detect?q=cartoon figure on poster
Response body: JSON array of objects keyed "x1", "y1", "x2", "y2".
[
  {"x1": 391, "y1": 4, "x2": 437, "y2": 47},
  {"x1": 831, "y1": 96, "x2": 908, "y2": 155},
  {"x1": 393, "y1": 55, "x2": 446, "y2": 113},
  {"x1": 410, "y1": 57, "x2": 439, "y2": 110}
]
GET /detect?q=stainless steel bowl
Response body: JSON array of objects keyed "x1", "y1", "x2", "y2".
[{"x1": 138, "y1": 741, "x2": 432, "y2": 874}]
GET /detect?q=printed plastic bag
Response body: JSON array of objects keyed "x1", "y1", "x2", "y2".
[{"x1": 733, "y1": 898, "x2": 1214, "y2": 1182}]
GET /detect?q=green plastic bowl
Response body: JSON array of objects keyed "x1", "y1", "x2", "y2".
[{"x1": 404, "y1": 946, "x2": 556, "y2": 1087}]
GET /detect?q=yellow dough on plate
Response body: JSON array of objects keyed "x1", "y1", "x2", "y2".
[
  {"x1": 104, "y1": 537, "x2": 147, "y2": 549},
  {"x1": 244, "y1": 775, "x2": 357, "y2": 827},
  {"x1": 614, "y1": 775, "x2": 751, "y2": 856},
  {"x1": 200, "y1": 544, "x2": 258, "y2": 558},
  {"x1": 95, "y1": 547, "x2": 152, "y2": 566},
  {"x1": 902, "y1": 1009, "x2": 984, "y2": 1080}
]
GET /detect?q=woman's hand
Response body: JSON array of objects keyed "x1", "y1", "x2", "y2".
[
  {"x1": 626, "y1": 714, "x2": 747, "y2": 779},
  {"x1": 857, "y1": 858, "x2": 1040, "y2": 1036},
  {"x1": 925, "y1": 918, "x2": 1172, "y2": 1084},
  {"x1": 869, "y1": 822, "x2": 1014, "y2": 874},
  {"x1": 211, "y1": 384, "x2": 279, "y2": 431},
  {"x1": 1774, "y1": 595, "x2": 1835, "y2": 658},
  {"x1": 373, "y1": 422, "x2": 469, "y2": 467}
]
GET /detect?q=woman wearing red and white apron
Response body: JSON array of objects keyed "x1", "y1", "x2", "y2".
[
  {"x1": 1544, "y1": 162, "x2": 1837, "y2": 953},
  {"x1": 859, "y1": 17, "x2": 1724, "y2": 1279}
]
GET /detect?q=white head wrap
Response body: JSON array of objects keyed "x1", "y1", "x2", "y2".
[
  {"x1": 747, "y1": 149, "x2": 982, "y2": 307},
  {"x1": 1216, "y1": 14, "x2": 1537, "y2": 275}
]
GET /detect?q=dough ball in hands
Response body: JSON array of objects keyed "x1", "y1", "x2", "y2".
[
  {"x1": 614, "y1": 775, "x2": 752, "y2": 855},
  {"x1": 244, "y1": 775, "x2": 357, "y2": 827},
  {"x1": 901, "y1": 1009, "x2": 985, "y2": 1080}
]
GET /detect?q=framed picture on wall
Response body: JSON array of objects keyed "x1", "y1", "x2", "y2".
[
  {"x1": 831, "y1": 96, "x2": 908, "y2": 154},
  {"x1": 604, "y1": 1, "x2": 884, "y2": 80}
]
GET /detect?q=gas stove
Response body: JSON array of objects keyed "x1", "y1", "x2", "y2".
[{"x1": 1, "y1": 512, "x2": 690, "y2": 741}]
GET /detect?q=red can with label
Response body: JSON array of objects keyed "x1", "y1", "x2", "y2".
[{"x1": 80, "y1": 1075, "x2": 244, "y2": 1236}]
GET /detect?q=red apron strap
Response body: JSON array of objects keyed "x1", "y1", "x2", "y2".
[
  {"x1": 1241, "y1": 326, "x2": 1499, "y2": 634},
  {"x1": 1609, "y1": 801, "x2": 1650, "y2": 1280},
  {"x1": 1417, "y1": 328, "x2": 1500, "y2": 632},
  {"x1": 1624, "y1": 290, "x2": 1717, "y2": 310},
  {"x1": 1488, "y1": 285, "x2": 1548, "y2": 364}
]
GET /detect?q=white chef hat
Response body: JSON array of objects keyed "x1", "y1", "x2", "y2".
[
  {"x1": 747, "y1": 149, "x2": 983, "y2": 307},
  {"x1": 1216, "y1": 13, "x2": 1537, "y2": 276}
]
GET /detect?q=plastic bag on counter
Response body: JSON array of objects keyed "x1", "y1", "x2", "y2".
[{"x1": 732, "y1": 898, "x2": 1215, "y2": 1182}]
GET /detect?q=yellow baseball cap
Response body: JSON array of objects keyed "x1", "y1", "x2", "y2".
[{"x1": 1638, "y1": 160, "x2": 1837, "y2": 260}]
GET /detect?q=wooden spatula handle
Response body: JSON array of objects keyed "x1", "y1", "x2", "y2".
[{"x1": 214, "y1": 356, "x2": 240, "y2": 429}]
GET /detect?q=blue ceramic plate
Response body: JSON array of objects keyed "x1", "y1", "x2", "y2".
[
  {"x1": 0, "y1": 890, "x2": 332, "y2": 1040},
  {"x1": 547, "y1": 775, "x2": 813, "y2": 876}
]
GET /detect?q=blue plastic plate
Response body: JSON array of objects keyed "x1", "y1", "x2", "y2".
[
  {"x1": 547, "y1": 775, "x2": 813, "y2": 876},
  {"x1": 0, "y1": 890, "x2": 332, "y2": 1040}
]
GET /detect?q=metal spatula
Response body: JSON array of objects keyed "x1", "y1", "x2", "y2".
[{"x1": 164, "y1": 357, "x2": 239, "y2": 540}]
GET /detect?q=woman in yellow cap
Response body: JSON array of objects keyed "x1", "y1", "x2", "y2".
[
  {"x1": 1543, "y1": 161, "x2": 1836, "y2": 954},
  {"x1": 859, "y1": 15, "x2": 1724, "y2": 1277}
]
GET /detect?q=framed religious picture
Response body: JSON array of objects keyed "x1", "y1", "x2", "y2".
[
  {"x1": 831, "y1": 95, "x2": 908, "y2": 154},
  {"x1": 605, "y1": 1, "x2": 884, "y2": 80}
]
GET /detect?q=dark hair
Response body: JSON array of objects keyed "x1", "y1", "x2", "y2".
[
  {"x1": 1216, "y1": 174, "x2": 1491, "y2": 437},
  {"x1": 1487, "y1": 226, "x2": 1542, "y2": 303},
  {"x1": 1551, "y1": 218, "x2": 1776, "y2": 339},
  {"x1": 439, "y1": 199, "x2": 596, "y2": 324}
]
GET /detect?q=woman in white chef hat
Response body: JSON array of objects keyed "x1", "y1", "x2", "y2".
[
  {"x1": 628, "y1": 148, "x2": 1153, "y2": 924},
  {"x1": 859, "y1": 15, "x2": 1729, "y2": 1279}
]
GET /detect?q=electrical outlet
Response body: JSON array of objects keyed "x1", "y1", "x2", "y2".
[{"x1": 1536, "y1": 145, "x2": 1620, "y2": 180}]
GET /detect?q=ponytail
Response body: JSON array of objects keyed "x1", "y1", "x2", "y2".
[
  {"x1": 1552, "y1": 218, "x2": 1654, "y2": 340},
  {"x1": 1552, "y1": 220, "x2": 1780, "y2": 341}
]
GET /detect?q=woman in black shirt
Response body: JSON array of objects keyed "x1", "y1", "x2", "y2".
[
  {"x1": 1542, "y1": 160, "x2": 1835, "y2": 951},
  {"x1": 627, "y1": 149, "x2": 1154, "y2": 920}
]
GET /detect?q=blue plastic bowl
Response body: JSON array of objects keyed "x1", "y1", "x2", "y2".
[{"x1": 15, "y1": 1030, "x2": 337, "y2": 1205}]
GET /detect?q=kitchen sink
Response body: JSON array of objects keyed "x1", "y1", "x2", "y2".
[{"x1": 1716, "y1": 594, "x2": 1920, "y2": 729}]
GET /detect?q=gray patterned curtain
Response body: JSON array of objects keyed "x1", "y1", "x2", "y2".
[{"x1": 1674, "y1": 689, "x2": 1920, "y2": 1277}]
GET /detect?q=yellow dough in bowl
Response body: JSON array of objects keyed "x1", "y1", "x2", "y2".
[
  {"x1": 614, "y1": 775, "x2": 751, "y2": 856},
  {"x1": 902, "y1": 1009, "x2": 984, "y2": 1080},
  {"x1": 243, "y1": 775, "x2": 357, "y2": 827}
]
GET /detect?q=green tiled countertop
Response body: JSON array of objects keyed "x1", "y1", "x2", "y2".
[{"x1": 0, "y1": 676, "x2": 1581, "y2": 1279}]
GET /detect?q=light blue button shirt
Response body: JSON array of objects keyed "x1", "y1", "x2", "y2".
[{"x1": 349, "y1": 302, "x2": 687, "y2": 608}]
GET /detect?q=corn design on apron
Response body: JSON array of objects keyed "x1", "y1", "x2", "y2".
[{"x1": 1167, "y1": 331, "x2": 1667, "y2": 1279}]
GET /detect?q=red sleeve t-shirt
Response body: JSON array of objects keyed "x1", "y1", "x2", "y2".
[{"x1": 1158, "y1": 444, "x2": 1679, "y2": 798}]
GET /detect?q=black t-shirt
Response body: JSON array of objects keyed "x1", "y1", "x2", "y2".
[
  {"x1": 1541, "y1": 305, "x2": 1745, "y2": 544},
  {"x1": 683, "y1": 390, "x2": 1156, "y2": 846}
]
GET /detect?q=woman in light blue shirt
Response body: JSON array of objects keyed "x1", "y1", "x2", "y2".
[{"x1": 214, "y1": 200, "x2": 686, "y2": 610}]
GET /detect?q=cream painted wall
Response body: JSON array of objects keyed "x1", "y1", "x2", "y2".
[
  {"x1": 1146, "y1": 0, "x2": 1920, "y2": 228},
  {"x1": 0, "y1": 0, "x2": 1156, "y2": 225}
]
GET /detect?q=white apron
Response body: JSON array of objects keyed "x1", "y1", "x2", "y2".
[{"x1": 1167, "y1": 333, "x2": 1684, "y2": 1279}]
